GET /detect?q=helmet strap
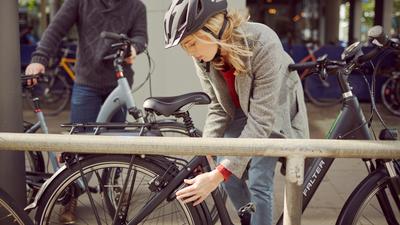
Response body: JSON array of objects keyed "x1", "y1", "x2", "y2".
[{"x1": 202, "y1": 13, "x2": 229, "y2": 72}]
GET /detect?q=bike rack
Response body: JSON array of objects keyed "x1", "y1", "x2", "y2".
[{"x1": 0, "y1": 133, "x2": 399, "y2": 225}]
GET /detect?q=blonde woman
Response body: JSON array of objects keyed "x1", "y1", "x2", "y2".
[{"x1": 164, "y1": 1, "x2": 309, "y2": 224}]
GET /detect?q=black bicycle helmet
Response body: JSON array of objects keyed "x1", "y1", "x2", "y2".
[{"x1": 164, "y1": 0, "x2": 228, "y2": 48}]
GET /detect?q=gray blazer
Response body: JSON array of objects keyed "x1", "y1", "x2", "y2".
[{"x1": 194, "y1": 22, "x2": 310, "y2": 178}]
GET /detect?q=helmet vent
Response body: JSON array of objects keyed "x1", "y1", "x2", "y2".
[
  {"x1": 168, "y1": 12, "x2": 176, "y2": 39},
  {"x1": 197, "y1": 0, "x2": 203, "y2": 16}
]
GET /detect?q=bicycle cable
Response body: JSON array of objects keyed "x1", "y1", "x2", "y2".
[
  {"x1": 370, "y1": 50, "x2": 393, "y2": 126},
  {"x1": 360, "y1": 49, "x2": 397, "y2": 139},
  {"x1": 338, "y1": 50, "x2": 390, "y2": 140},
  {"x1": 131, "y1": 49, "x2": 155, "y2": 97}
]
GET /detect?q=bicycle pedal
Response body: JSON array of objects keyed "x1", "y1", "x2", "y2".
[
  {"x1": 238, "y1": 202, "x2": 256, "y2": 225},
  {"x1": 238, "y1": 202, "x2": 256, "y2": 215}
]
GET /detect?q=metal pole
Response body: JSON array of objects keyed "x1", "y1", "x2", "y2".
[
  {"x1": 0, "y1": 133, "x2": 399, "y2": 159},
  {"x1": 0, "y1": 1, "x2": 26, "y2": 207},
  {"x1": 283, "y1": 156, "x2": 304, "y2": 225}
]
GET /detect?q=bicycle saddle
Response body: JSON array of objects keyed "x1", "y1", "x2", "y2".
[{"x1": 143, "y1": 92, "x2": 211, "y2": 116}]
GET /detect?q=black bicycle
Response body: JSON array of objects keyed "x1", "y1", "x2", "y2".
[
  {"x1": 30, "y1": 26, "x2": 399, "y2": 225},
  {"x1": 0, "y1": 187, "x2": 33, "y2": 225},
  {"x1": 30, "y1": 97, "x2": 233, "y2": 225},
  {"x1": 278, "y1": 25, "x2": 400, "y2": 225}
]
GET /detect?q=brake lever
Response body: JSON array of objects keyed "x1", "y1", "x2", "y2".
[
  {"x1": 319, "y1": 67, "x2": 329, "y2": 82},
  {"x1": 315, "y1": 54, "x2": 328, "y2": 81},
  {"x1": 103, "y1": 53, "x2": 118, "y2": 61},
  {"x1": 111, "y1": 42, "x2": 127, "y2": 49},
  {"x1": 316, "y1": 54, "x2": 328, "y2": 63}
]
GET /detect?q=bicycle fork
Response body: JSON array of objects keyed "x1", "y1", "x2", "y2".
[
  {"x1": 367, "y1": 160, "x2": 400, "y2": 224},
  {"x1": 385, "y1": 161, "x2": 400, "y2": 199}
]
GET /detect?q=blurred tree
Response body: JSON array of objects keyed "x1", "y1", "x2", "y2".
[{"x1": 393, "y1": 0, "x2": 400, "y2": 36}]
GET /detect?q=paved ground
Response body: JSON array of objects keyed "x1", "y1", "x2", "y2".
[{"x1": 23, "y1": 102, "x2": 400, "y2": 224}]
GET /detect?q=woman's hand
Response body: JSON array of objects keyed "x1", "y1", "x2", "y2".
[{"x1": 176, "y1": 169, "x2": 224, "y2": 206}]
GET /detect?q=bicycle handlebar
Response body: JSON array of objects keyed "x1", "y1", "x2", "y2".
[
  {"x1": 289, "y1": 26, "x2": 394, "y2": 74},
  {"x1": 21, "y1": 73, "x2": 43, "y2": 81},
  {"x1": 356, "y1": 47, "x2": 381, "y2": 64},
  {"x1": 289, "y1": 60, "x2": 345, "y2": 73},
  {"x1": 288, "y1": 61, "x2": 317, "y2": 72},
  {"x1": 100, "y1": 31, "x2": 133, "y2": 62},
  {"x1": 20, "y1": 73, "x2": 46, "y2": 89},
  {"x1": 100, "y1": 31, "x2": 131, "y2": 43}
]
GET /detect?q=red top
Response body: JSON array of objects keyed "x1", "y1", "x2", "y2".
[
  {"x1": 217, "y1": 68, "x2": 238, "y2": 181},
  {"x1": 220, "y1": 68, "x2": 240, "y2": 108},
  {"x1": 216, "y1": 164, "x2": 232, "y2": 181}
]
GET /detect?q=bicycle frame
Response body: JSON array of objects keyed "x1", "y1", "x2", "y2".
[
  {"x1": 277, "y1": 62, "x2": 398, "y2": 224},
  {"x1": 25, "y1": 97, "x2": 59, "y2": 171},
  {"x1": 96, "y1": 76, "x2": 140, "y2": 123},
  {"x1": 123, "y1": 155, "x2": 233, "y2": 225},
  {"x1": 53, "y1": 44, "x2": 76, "y2": 81},
  {"x1": 58, "y1": 57, "x2": 76, "y2": 81}
]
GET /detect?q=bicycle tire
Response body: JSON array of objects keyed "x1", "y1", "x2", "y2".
[
  {"x1": 303, "y1": 73, "x2": 342, "y2": 107},
  {"x1": 336, "y1": 169, "x2": 400, "y2": 225},
  {"x1": 26, "y1": 73, "x2": 71, "y2": 116},
  {"x1": 381, "y1": 75, "x2": 400, "y2": 117},
  {"x1": 34, "y1": 154, "x2": 208, "y2": 225},
  {"x1": 0, "y1": 188, "x2": 34, "y2": 225},
  {"x1": 100, "y1": 123, "x2": 226, "y2": 224}
]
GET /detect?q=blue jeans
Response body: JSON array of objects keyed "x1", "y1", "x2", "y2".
[
  {"x1": 70, "y1": 84, "x2": 126, "y2": 124},
  {"x1": 218, "y1": 108, "x2": 277, "y2": 225}
]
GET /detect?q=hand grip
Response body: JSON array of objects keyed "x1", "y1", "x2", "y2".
[
  {"x1": 288, "y1": 61, "x2": 317, "y2": 72},
  {"x1": 356, "y1": 47, "x2": 381, "y2": 64},
  {"x1": 100, "y1": 31, "x2": 124, "y2": 41}
]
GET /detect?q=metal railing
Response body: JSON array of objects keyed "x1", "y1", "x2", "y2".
[{"x1": 0, "y1": 132, "x2": 399, "y2": 225}]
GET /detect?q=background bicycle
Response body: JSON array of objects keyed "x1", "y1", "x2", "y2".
[
  {"x1": 21, "y1": 74, "x2": 60, "y2": 204},
  {"x1": 378, "y1": 51, "x2": 400, "y2": 116}
]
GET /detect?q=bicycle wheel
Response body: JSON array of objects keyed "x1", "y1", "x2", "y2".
[
  {"x1": 156, "y1": 125, "x2": 226, "y2": 224},
  {"x1": 303, "y1": 73, "x2": 342, "y2": 107},
  {"x1": 381, "y1": 75, "x2": 400, "y2": 117},
  {"x1": 101, "y1": 123, "x2": 226, "y2": 224},
  {"x1": 34, "y1": 154, "x2": 207, "y2": 225},
  {"x1": 28, "y1": 73, "x2": 71, "y2": 116},
  {"x1": 336, "y1": 169, "x2": 400, "y2": 225},
  {"x1": 0, "y1": 188, "x2": 34, "y2": 225}
]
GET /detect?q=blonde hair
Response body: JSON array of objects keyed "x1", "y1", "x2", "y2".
[{"x1": 194, "y1": 11, "x2": 252, "y2": 75}]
